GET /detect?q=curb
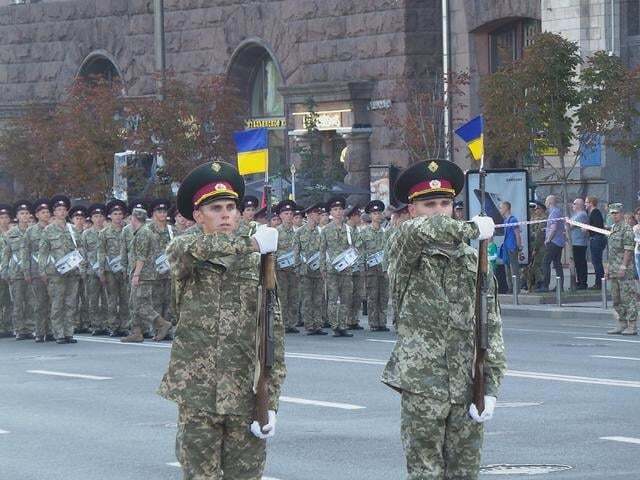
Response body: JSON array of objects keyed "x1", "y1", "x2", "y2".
[{"x1": 501, "y1": 304, "x2": 615, "y2": 321}]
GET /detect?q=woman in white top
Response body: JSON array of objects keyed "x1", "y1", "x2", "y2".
[{"x1": 633, "y1": 208, "x2": 640, "y2": 279}]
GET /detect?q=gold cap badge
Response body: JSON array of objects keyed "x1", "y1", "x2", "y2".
[
  {"x1": 428, "y1": 161, "x2": 439, "y2": 173},
  {"x1": 211, "y1": 162, "x2": 221, "y2": 172}
]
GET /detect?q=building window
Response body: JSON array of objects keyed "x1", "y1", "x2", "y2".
[
  {"x1": 628, "y1": 0, "x2": 640, "y2": 36},
  {"x1": 489, "y1": 19, "x2": 540, "y2": 73},
  {"x1": 250, "y1": 56, "x2": 284, "y2": 117}
]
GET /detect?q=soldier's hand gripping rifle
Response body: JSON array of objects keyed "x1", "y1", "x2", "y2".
[
  {"x1": 254, "y1": 186, "x2": 276, "y2": 431},
  {"x1": 473, "y1": 168, "x2": 489, "y2": 414}
]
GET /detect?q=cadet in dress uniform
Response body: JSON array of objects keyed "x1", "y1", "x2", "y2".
[
  {"x1": 81, "y1": 203, "x2": 108, "y2": 335},
  {"x1": 98, "y1": 200, "x2": 129, "y2": 336},
  {"x1": 274, "y1": 199, "x2": 299, "y2": 333},
  {"x1": 158, "y1": 161, "x2": 285, "y2": 480},
  {"x1": 3, "y1": 201, "x2": 33, "y2": 339},
  {"x1": 382, "y1": 160, "x2": 506, "y2": 480},
  {"x1": 22, "y1": 199, "x2": 52, "y2": 342}
]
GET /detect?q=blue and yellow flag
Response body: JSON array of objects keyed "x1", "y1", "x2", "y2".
[
  {"x1": 454, "y1": 116, "x2": 484, "y2": 161},
  {"x1": 233, "y1": 128, "x2": 268, "y2": 175}
]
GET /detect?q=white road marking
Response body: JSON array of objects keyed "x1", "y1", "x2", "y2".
[
  {"x1": 592, "y1": 355, "x2": 640, "y2": 362},
  {"x1": 506, "y1": 370, "x2": 640, "y2": 388},
  {"x1": 286, "y1": 352, "x2": 385, "y2": 365},
  {"x1": 77, "y1": 337, "x2": 171, "y2": 348},
  {"x1": 27, "y1": 370, "x2": 112, "y2": 380},
  {"x1": 366, "y1": 339, "x2": 396, "y2": 343},
  {"x1": 280, "y1": 396, "x2": 365, "y2": 410},
  {"x1": 497, "y1": 402, "x2": 542, "y2": 408},
  {"x1": 601, "y1": 436, "x2": 640, "y2": 445},
  {"x1": 166, "y1": 462, "x2": 282, "y2": 478},
  {"x1": 575, "y1": 336, "x2": 640, "y2": 344},
  {"x1": 0, "y1": 429, "x2": 10, "y2": 434}
]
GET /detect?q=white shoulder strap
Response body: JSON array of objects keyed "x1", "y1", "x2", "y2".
[
  {"x1": 67, "y1": 223, "x2": 78, "y2": 248},
  {"x1": 346, "y1": 225, "x2": 352, "y2": 246},
  {"x1": 167, "y1": 225, "x2": 174, "y2": 241}
]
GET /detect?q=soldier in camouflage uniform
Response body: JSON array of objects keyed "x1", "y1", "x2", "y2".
[
  {"x1": 358, "y1": 200, "x2": 389, "y2": 332},
  {"x1": 98, "y1": 200, "x2": 129, "y2": 336},
  {"x1": 0, "y1": 204, "x2": 12, "y2": 338},
  {"x1": 320, "y1": 196, "x2": 356, "y2": 337},
  {"x1": 293, "y1": 205, "x2": 305, "y2": 327},
  {"x1": 384, "y1": 203, "x2": 410, "y2": 328},
  {"x1": 158, "y1": 161, "x2": 285, "y2": 480},
  {"x1": 2, "y1": 201, "x2": 33, "y2": 339},
  {"x1": 382, "y1": 160, "x2": 506, "y2": 480},
  {"x1": 524, "y1": 201, "x2": 547, "y2": 291},
  {"x1": 121, "y1": 206, "x2": 172, "y2": 343},
  {"x1": 21, "y1": 199, "x2": 52, "y2": 342},
  {"x1": 148, "y1": 199, "x2": 174, "y2": 333},
  {"x1": 606, "y1": 203, "x2": 638, "y2": 335},
  {"x1": 345, "y1": 205, "x2": 364, "y2": 330},
  {"x1": 68, "y1": 206, "x2": 90, "y2": 333},
  {"x1": 38, "y1": 196, "x2": 83, "y2": 344},
  {"x1": 293, "y1": 203, "x2": 327, "y2": 335},
  {"x1": 81, "y1": 203, "x2": 108, "y2": 335},
  {"x1": 275, "y1": 199, "x2": 299, "y2": 333},
  {"x1": 237, "y1": 195, "x2": 259, "y2": 236}
]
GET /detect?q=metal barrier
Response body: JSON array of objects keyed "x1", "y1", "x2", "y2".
[
  {"x1": 512, "y1": 275, "x2": 519, "y2": 305},
  {"x1": 601, "y1": 277, "x2": 608, "y2": 309},
  {"x1": 555, "y1": 276, "x2": 562, "y2": 306}
]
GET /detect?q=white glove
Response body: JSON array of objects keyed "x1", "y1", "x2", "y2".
[
  {"x1": 250, "y1": 410, "x2": 277, "y2": 439},
  {"x1": 471, "y1": 215, "x2": 495, "y2": 241},
  {"x1": 469, "y1": 396, "x2": 497, "y2": 423},
  {"x1": 251, "y1": 226, "x2": 278, "y2": 254}
]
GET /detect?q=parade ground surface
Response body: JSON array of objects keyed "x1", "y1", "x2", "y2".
[{"x1": 2, "y1": 313, "x2": 640, "y2": 480}]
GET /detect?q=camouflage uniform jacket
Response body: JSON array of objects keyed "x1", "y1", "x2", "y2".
[
  {"x1": 293, "y1": 223, "x2": 322, "y2": 277},
  {"x1": 38, "y1": 222, "x2": 83, "y2": 277},
  {"x1": 183, "y1": 223, "x2": 203, "y2": 236},
  {"x1": 236, "y1": 219, "x2": 258, "y2": 236},
  {"x1": 21, "y1": 223, "x2": 46, "y2": 279},
  {"x1": 97, "y1": 223, "x2": 124, "y2": 275},
  {"x1": 0, "y1": 231, "x2": 7, "y2": 278},
  {"x1": 356, "y1": 224, "x2": 387, "y2": 273},
  {"x1": 81, "y1": 226, "x2": 102, "y2": 277},
  {"x1": 320, "y1": 222, "x2": 357, "y2": 276},
  {"x1": 381, "y1": 215, "x2": 507, "y2": 403},
  {"x1": 1, "y1": 226, "x2": 28, "y2": 281},
  {"x1": 120, "y1": 224, "x2": 134, "y2": 277},
  {"x1": 158, "y1": 232, "x2": 286, "y2": 415},
  {"x1": 129, "y1": 224, "x2": 158, "y2": 281},
  {"x1": 276, "y1": 224, "x2": 297, "y2": 271},
  {"x1": 148, "y1": 222, "x2": 174, "y2": 280},
  {"x1": 608, "y1": 221, "x2": 635, "y2": 280}
]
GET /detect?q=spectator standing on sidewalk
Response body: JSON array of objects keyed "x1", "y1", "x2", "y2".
[
  {"x1": 498, "y1": 201, "x2": 522, "y2": 293},
  {"x1": 571, "y1": 198, "x2": 589, "y2": 289},
  {"x1": 586, "y1": 196, "x2": 607, "y2": 289},
  {"x1": 539, "y1": 195, "x2": 565, "y2": 292},
  {"x1": 634, "y1": 207, "x2": 640, "y2": 279}
]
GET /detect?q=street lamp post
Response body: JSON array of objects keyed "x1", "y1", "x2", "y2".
[
  {"x1": 290, "y1": 163, "x2": 296, "y2": 201},
  {"x1": 153, "y1": 0, "x2": 166, "y2": 99}
]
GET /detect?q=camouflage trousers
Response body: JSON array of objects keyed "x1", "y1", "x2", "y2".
[
  {"x1": 366, "y1": 270, "x2": 389, "y2": 329},
  {"x1": 176, "y1": 406, "x2": 266, "y2": 480},
  {"x1": 85, "y1": 275, "x2": 107, "y2": 330},
  {"x1": 47, "y1": 275, "x2": 80, "y2": 340},
  {"x1": 28, "y1": 277, "x2": 50, "y2": 338},
  {"x1": 75, "y1": 277, "x2": 89, "y2": 331},
  {"x1": 104, "y1": 271, "x2": 129, "y2": 332},
  {"x1": 401, "y1": 392, "x2": 482, "y2": 480},
  {"x1": 130, "y1": 281, "x2": 160, "y2": 332},
  {"x1": 349, "y1": 271, "x2": 363, "y2": 327},
  {"x1": 9, "y1": 279, "x2": 32, "y2": 335},
  {"x1": 300, "y1": 274, "x2": 323, "y2": 330},
  {"x1": 276, "y1": 268, "x2": 298, "y2": 329},
  {"x1": 326, "y1": 273, "x2": 352, "y2": 331},
  {"x1": 153, "y1": 277, "x2": 172, "y2": 324},
  {"x1": 0, "y1": 279, "x2": 11, "y2": 334},
  {"x1": 611, "y1": 279, "x2": 639, "y2": 326}
]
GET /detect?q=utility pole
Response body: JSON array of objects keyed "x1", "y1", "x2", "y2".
[{"x1": 154, "y1": 0, "x2": 166, "y2": 99}]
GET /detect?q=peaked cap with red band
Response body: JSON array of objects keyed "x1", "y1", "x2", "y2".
[
  {"x1": 177, "y1": 161, "x2": 245, "y2": 221},
  {"x1": 394, "y1": 160, "x2": 464, "y2": 204}
]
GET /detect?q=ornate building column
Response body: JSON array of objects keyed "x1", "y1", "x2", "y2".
[{"x1": 338, "y1": 127, "x2": 373, "y2": 205}]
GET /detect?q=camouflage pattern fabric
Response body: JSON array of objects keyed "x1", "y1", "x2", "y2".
[
  {"x1": 276, "y1": 224, "x2": 298, "y2": 329},
  {"x1": 120, "y1": 223, "x2": 134, "y2": 279},
  {"x1": 524, "y1": 212, "x2": 547, "y2": 289},
  {"x1": 130, "y1": 225, "x2": 160, "y2": 332},
  {"x1": 158, "y1": 232, "x2": 286, "y2": 415},
  {"x1": 357, "y1": 224, "x2": 389, "y2": 328},
  {"x1": 608, "y1": 221, "x2": 639, "y2": 328},
  {"x1": 176, "y1": 406, "x2": 266, "y2": 480},
  {"x1": 293, "y1": 223, "x2": 323, "y2": 331},
  {"x1": 98, "y1": 223, "x2": 128, "y2": 331},
  {"x1": 401, "y1": 391, "x2": 483, "y2": 480},
  {"x1": 21, "y1": 223, "x2": 50, "y2": 337},
  {"x1": 381, "y1": 214, "x2": 507, "y2": 479},
  {"x1": 38, "y1": 222, "x2": 82, "y2": 339},
  {"x1": 81, "y1": 226, "x2": 107, "y2": 330},
  {"x1": 236, "y1": 218, "x2": 258, "y2": 236},
  {"x1": 149, "y1": 222, "x2": 174, "y2": 322},
  {"x1": 2, "y1": 226, "x2": 31, "y2": 335}
]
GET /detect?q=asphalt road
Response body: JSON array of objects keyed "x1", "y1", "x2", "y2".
[{"x1": 1, "y1": 312, "x2": 640, "y2": 480}]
